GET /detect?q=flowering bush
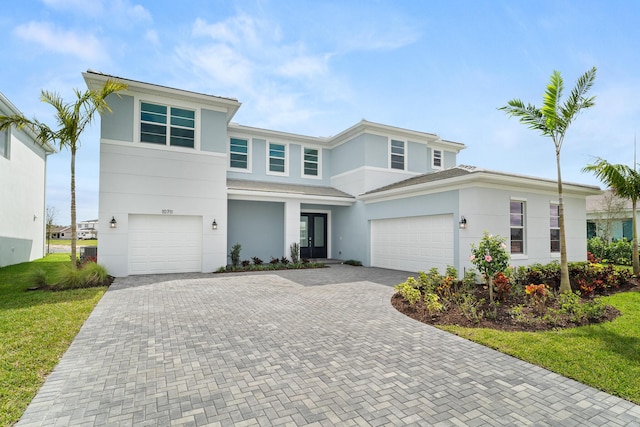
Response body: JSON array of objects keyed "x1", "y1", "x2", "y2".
[
  {"x1": 470, "y1": 232, "x2": 510, "y2": 301},
  {"x1": 525, "y1": 284, "x2": 549, "y2": 315}
]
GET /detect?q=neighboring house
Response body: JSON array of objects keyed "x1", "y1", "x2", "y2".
[
  {"x1": 51, "y1": 226, "x2": 71, "y2": 240},
  {"x1": 0, "y1": 92, "x2": 55, "y2": 267},
  {"x1": 78, "y1": 219, "x2": 98, "y2": 239},
  {"x1": 586, "y1": 190, "x2": 634, "y2": 241},
  {"x1": 84, "y1": 71, "x2": 601, "y2": 277}
]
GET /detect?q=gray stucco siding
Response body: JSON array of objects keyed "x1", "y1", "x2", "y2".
[
  {"x1": 364, "y1": 134, "x2": 389, "y2": 169},
  {"x1": 102, "y1": 94, "x2": 134, "y2": 142},
  {"x1": 227, "y1": 200, "x2": 284, "y2": 262},
  {"x1": 443, "y1": 150, "x2": 456, "y2": 169},
  {"x1": 330, "y1": 135, "x2": 366, "y2": 176},
  {"x1": 200, "y1": 109, "x2": 227, "y2": 153},
  {"x1": 0, "y1": 237, "x2": 33, "y2": 268},
  {"x1": 407, "y1": 141, "x2": 428, "y2": 173}
]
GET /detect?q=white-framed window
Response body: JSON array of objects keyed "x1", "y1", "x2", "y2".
[
  {"x1": 229, "y1": 137, "x2": 250, "y2": 170},
  {"x1": 0, "y1": 127, "x2": 8, "y2": 159},
  {"x1": 550, "y1": 203, "x2": 560, "y2": 253},
  {"x1": 268, "y1": 142, "x2": 288, "y2": 175},
  {"x1": 140, "y1": 101, "x2": 195, "y2": 148},
  {"x1": 390, "y1": 139, "x2": 405, "y2": 170},
  {"x1": 302, "y1": 147, "x2": 320, "y2": 178},
  {"x1": 432, "y1": 149, "x2": 442, "y2": 169},
  {"x1": 510, "y1": 200, "x2": 525, "y2": 254}
]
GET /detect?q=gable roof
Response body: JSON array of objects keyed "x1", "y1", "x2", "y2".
[
  {"x1": 0, "y1": 92, "x2": 56, "y2": 154},
  {"x1": 360, "y1": 165, "x2": 601, "y2": 201},
  {"x1": 227, "y1": 179, "x2": 355, "y2": 206}
]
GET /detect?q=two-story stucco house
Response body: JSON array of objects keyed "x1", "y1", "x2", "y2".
[
  {"x1": 0, "y1": 92, "x2": 55, "y2": 267},
  {"x1": 83, "y1": 71, "x2": 600, "y2": 277}
]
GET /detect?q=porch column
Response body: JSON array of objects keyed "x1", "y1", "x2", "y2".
[{"x1": 284, "y1": 201, "x2": 301, "y2": 259}]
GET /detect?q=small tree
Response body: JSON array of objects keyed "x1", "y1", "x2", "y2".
[
  {"x1": 46, "y1": 205, "x2": 57, "y2": 254},
  {"x1": 590, "y1": 190, "x2": 627, "y2": 243},
  {"x1": 470, "y1": 232, "x2": 510, "y2": 302}
]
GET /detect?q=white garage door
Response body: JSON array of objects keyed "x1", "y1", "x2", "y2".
[
  {"x1": 370, "y1": 214, "x2": 454, "y2": 273},
  {"x1": 129, "y1": 215, "x2": 202, "y2": 275}
]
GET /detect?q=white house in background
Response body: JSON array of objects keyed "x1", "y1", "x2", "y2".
[
  {"x1": 78, "y1": 219, "x2": 98, "y2": 239},
  {"x1": 586, "y1": 190, "x2": 635, "y2": 241},
  {"x1": 84, "y1": 71, "x2": 601, "y2": 277},
  {"x1": 0, "y1": 92, "x2": 55, "y2": 267}
]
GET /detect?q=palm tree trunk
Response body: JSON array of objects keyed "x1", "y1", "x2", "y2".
[
  {"x1": 633, "y1": 199, "x2": 639, "y2": 275},
  {"x1": 556, "y1": 151, "x2": 571, "y2": 293},
  {"x1": 70, "y1": 146, "x2": 77, "y2": 269}
]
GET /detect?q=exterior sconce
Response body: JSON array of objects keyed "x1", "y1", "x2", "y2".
[
  {"x1": 109, "y1": 216, "x2": 117, "y2": 229},
  {"x1": 212, "y1": 219, "x2": 218, "y2": 230},
  {"x1": 459, "y1": 216, "x2": 467, "y2": 229}
]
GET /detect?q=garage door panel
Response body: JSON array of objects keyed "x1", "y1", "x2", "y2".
[
  {"x1": 128, "y1": 215, "x2": 202, "y2": 275},
  {"x1": 371, "y1": 214, "x2": 453, "y2": 273}
]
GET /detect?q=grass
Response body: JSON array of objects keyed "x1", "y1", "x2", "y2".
[
  {"x1": 47, "y1": 239, "x2": 97, "y2": 246},
  {"x1": 0, "y1": 254, "x2": 106, "y2": 426},
  {"x1": 440, "y1": 291, "x2": 640, "y2": 404}
]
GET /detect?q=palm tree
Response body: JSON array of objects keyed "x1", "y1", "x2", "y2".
[
  {"x1": 0, "y1": 80, "x2": 127, "y2": 268},
  {"x1": 499, "y1": 67, "x2": 597, "y2": 293},
  {"x1": 583, "y1": 159, "x2": 640, "y2": 274}
]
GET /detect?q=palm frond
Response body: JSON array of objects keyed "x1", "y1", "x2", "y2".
[
  {"x1": 583, "y1": 158, "x2": 640, "y2": 202},
  {"x1": 498, "y1": 99, "x2": 548, "y2": 134},
  {"x1": 560, "y1": 67, "x2": 597, "y2": 126},
  {"x1": 541, "y1": 70, "x2": 563, "y2": 132}
]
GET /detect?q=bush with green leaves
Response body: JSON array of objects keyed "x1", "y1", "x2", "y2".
[
  {"x1": 424, "y1": 293, "x2": 444, "y2": 315},
  {"x1": 394, "y1": 282, "x2": 421, "y2": 306},
  {"x1": 587, "y1": 237, "x2": 634, "y2": 265},
  {"x1": 290, "y1": 242, "x2": 300, "y2": 264},
  {"x1": 229, "y1": 243, "x2": 242, "y2": 267},
  {"x1": 470, "y1": 232, "x2": 510, "y2": 301}
]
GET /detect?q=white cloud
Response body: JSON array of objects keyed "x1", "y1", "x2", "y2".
[
  {"x1": 41, "y1": 0, "x2": 151, "y2": 21},
  {"x1": 145, "y1": 29, "x2": 159, "y2": 44},
  {"x1": 13, "y1": 21, "x2": 107, "y2": 62},
  {"x1": 41, "y1": 0, "x2": 104, "y2": 15},
  {"x1": 176, "y1": 44, "x2": 253, "y2": 89},
  {"x1": 277, "y1": 54, "x2": 330, "y2": 79}
]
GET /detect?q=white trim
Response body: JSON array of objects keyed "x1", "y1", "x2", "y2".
[
  {"x1": 301, "y1": 145, "x2": 322, "y2": 179},
  {"x1": 266, "y1": 141, "x2": 289, "y2": 177},
  {"x1": 227, "y1": 190, "x2": 354, "y2": 206},
  {"x1": 331, "y1": 165, "x2": 421, "y2": 181},
  {"x1": 100, "y1": 137, "x2": 225, "y2": 158},
  {"x1": 228, "y1": 136, "x2": 252, "y2": 173},
  {"x1": 389, "y1": 138, "x2": 406, "y2": 171},
  {"x1": 136, "y1": 97, "x2": 200, "y2": 151},
  {"x1": 510, "y1": 199, "x2": 526, "y2": 255}
]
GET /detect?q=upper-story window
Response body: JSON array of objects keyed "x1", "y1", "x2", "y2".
[
  {"x1": 432, "y1": 149, "x2": 442, "y2": 169},
  {"x1": 550, "y1": 203, "x2": 560, "y2": 253},
  {"x1": 268, "y1": 142, "x2": 287, "y2": 174},
  {"x1": 510, "y1": 200, "x2": 525, "y2": 254},
  {"x1": 303, "y1": 147, "x2": 319, "y2": 177},
  {"x1": 0, "y1": 128, "x2": 8, "y2": 159},
  {"x1": 390, "y1": 139, "x2": 405, "y2": 170},
  {"x1": 140, "y1": 102, "x2": 195, "y2": 148},
  {"x1": 230, "y1": 137, "x2": 249, "y2": 170}
]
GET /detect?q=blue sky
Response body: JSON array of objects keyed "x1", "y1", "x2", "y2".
[{"x1": 2, "y1": 0, "x2": 640, "y2": 225}]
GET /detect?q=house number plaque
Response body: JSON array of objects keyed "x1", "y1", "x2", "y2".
[{"x1": 161, "y1": 209, "x2": 173, "y2": 215}]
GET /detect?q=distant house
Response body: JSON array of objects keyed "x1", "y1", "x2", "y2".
[
  {"x1": 586, "y1": 190, "x2": 633, "y2": 242},
  {"x1": 84, "y1": 71, "x2": 601, "y2": 277},
  {"x1": 0, "y1": 92, "x2": 55, "y2": 267},
  {"x1": 78, "y1": 219, "x2": 98, "y2": 239}
]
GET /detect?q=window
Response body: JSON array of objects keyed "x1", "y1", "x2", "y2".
[
  {"x1": 510, "y1": 200, "x2": 525, "y2": 254},
  {"x1": 268, "y1": 143, "x2": 286, "y2": 174},
  {"x1": 303, "y1": 147, "x2": 319, "y2": 177},
  {"x1": 230, "y1": 137, "x2": 249, "y2": 169},
  {"x1": 140, "y1": 102, "x2": 195, "y2": 148},
  {"x1": 390, "y1": 139, "x2": 405, "y2": 170},
  {"x1": 432, "y1": 149, "x2": 442, "y2": 168},
  {"x1": 0, "y1": 128, "x2": 8, "y2": 159},
  {"x1": 550, "y1": 204, "x2": 560, "y2": 252}
]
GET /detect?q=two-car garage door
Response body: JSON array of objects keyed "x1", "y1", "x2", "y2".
[
  {"x1": 370, "y1": 214, "x2": 454, "y2": 273},
  {"x1": 128, "y1": 215, "x2": 202, "y2": 275}
]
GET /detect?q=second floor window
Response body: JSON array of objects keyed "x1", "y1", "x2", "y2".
[
  {"x1": 390, "y1": 139, "x2": 405, "y2": 170},
  {"x1": 0, "y1": 128, "x2": 8, "y2": 159},
  {"x1": 510, "y1": 200, "x2": 525, "y2": 254},
  {"x1": 432, "y1": 149, "x2": 442, "y2": 168},
  {"x1": 303, "y1": 148, "x2": 319, "y2": 177},
  {"x1": 269, "y1": 143, "x2": 286, "y2": 173},
  {"x1": 230, "y1": 138, "x2": 248, "y2": 169},
  {"x1": 550, "y1": 203, "x2": 560, "y2": 252},
  {"x1": 140, "y1": 102, "x2": 195, "y2": 148}
]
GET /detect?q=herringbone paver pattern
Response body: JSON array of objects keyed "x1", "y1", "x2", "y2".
[{"x1": 18, "y1": 266, "x2": 640, "y2": 426}]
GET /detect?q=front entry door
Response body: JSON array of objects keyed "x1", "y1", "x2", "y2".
[{"x1": 300, "y1": 213, "x2": 327, "y2": 259}]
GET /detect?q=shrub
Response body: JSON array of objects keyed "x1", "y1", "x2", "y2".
[
  {"x1": 270, "y1": 257, "x2": 280, "y2": 265},
  {"x1": 458, "y1": 294, "x2": 484, "y2": 323},
  {"x1": 493, "y1": 272, "x2": 511, "y2": 301},
  {"x1": 525, "y1": 284, "x2": 549, "y2": 316},
  {"x1": 470, "y1": 232, "x2": 510, "y2": 301},
  {"x1": 394, "y1": 282, "x2": 421, "y2": 306},
  {"x1": 301, "y1": 258, "x2": 310, "y2": 264},
  {"x1": 290, "y1": 243, "x2": 300, "y2": 264},
  {"x1": 54, "y1": 264, "x2": 84, "y2": 290},
  {"x1": 241, "y1": 260, "x2": 251, "y2": 267},
  {"x1": 229, "y1": 243, "x2": 242, "y2": 267},
  {"x1": 587, "y1": 237, "x2": 634, "y2": 265},
  {"x1": 424, "y1": 293, "x2": 444, "y2": 315},
  {"x1": 280, "y1": 256, "x2": 290, "y2": 265},
  {"x1": 81, "y1": 262, "x2": 109, "y2": 287},
  {"x1": 343, "y1": 259, "x2": 362, "y2": 266},
  {"x1": 251, "y1": 256, "x2": 263, "y2": 266},
  {"x1": 28, "y1": 268, "x2": 48, "y2": 288}
]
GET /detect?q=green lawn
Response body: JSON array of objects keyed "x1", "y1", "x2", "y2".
[
  {"x1": 440, "y1": 291, "x2": 640, "y2": 404},
  {"x1": 0, "y1": 255, "x2": 106, "y2": 426},
  {"x1": 48, "y1": 239, "x2": 97, "y2": 246}
]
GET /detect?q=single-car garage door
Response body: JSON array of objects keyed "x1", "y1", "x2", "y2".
[
  {"x1": 129, "y1": 214, "x2": 202, "y2": 275},
  {"x1": 370, "y1": 214, "x2": 454, "y2": 273}
]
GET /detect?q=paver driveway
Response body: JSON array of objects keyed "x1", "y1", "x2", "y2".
[{"x1": 18, "y1": 265, "x2": 640, "y2": 426}]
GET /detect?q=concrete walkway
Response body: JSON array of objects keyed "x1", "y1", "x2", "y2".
[{"x1": 18, "y1": 265, "x2": 640, "y2": 426}]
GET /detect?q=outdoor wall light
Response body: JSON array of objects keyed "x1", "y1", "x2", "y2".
[
  {"x1": 109, "y1": 216, "x2": 117, "y2": 229},
  {"x1": 212, "y1": 219, "x2": 218, "y2": 230},
  {"x1": 459, "y1": 216, "x2": 467, "y2": 229}
]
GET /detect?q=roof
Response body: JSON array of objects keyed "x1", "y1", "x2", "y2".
[
  {"x1": 361, "y1": 165, "x2": 602, "y2": 200},
  {"x1": 227, "y1": 179, "x2": 355, "y2": 199},
  {"x1": 0, "y1": 92, "x2": 56, "y2": 154},
  {"x1": 586, "y1": 189, "x2": 634, "y2": 212}
]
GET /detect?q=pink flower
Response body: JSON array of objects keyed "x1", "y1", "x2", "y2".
[
  {"x1": 485, "y1": 255, "x2": 492, "y2": 262},
  {"x1": 500, "y1": 243, "x2": 507, "y2": 249},
  {"x1": 469, "y1": 255, "x2": 475, "y2": 261}
]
